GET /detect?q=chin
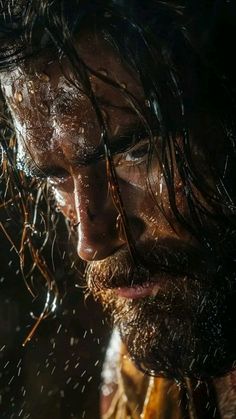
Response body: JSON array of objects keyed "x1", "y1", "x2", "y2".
[
  {"x1": 118, "y1": 310, "x2": 236, "y2": 381},
  {"x1": 97, "y1": 276, "x2": 236, "y2": 381}
]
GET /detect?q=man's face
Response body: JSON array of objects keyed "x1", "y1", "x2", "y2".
[{"x1": 1, "y1": 30, "x2": 236, "y2": 380}]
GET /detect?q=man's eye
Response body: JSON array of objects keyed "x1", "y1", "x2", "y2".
[
  {"x1": 115, "y1": 139, "x2": 150, "y2": 167},
  {"x1": 125, "y1": 139, "x2": 150, "y2": 161}
]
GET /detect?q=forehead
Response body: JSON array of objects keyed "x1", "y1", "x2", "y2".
[
  {"x1": 0, "y1": 30, "x2": 145, "y2": 169},
  {"x1": 0, "y1": 29, "x2": 143, "y2": 97}
]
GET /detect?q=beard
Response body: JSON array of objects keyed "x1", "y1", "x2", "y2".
[{"x1": 86, "y1": 239, "x2": 236, "y2": 381}]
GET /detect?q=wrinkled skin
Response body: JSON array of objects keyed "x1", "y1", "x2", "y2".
[{"x1": 1, "y1": 30, "x2": 236, "y2": 380}]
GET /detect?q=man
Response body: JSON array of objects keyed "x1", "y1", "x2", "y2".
[{"x1": 1, "y1": 0, "x2": 236, "y2": 417}]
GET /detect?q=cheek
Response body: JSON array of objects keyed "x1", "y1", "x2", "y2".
[
  {"x1": 116, "y1": 154, "x2": 164, "y2": 191},
  {"x1": 116, "y1": 157, "x2": 177, "y2": 207},
  {"x1": 116, "y1": 163, "x2": 148, "y2": 190},
  {"x1": 49, "y1": 180, "x2": 76, "y2": 221},
  {"x1": 117, "y1": 159, "x2": 189, "y2": 237}
]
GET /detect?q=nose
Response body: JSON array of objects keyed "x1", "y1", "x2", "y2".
[{"x1": 72, "y1": 162, "x2": 124, "y2": 261}]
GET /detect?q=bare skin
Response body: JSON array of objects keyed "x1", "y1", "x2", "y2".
[{"x1": 1, "y1": 29, "x2": 236, "y2": 415}]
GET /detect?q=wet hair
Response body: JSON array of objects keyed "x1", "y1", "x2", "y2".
[{"x1": 1, "y1": 0, "x2": 236, "y2": 337}]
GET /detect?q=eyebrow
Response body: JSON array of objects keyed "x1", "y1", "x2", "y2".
[{"x1": 17, "y1": 126, "x2": 148, "y2": 179}]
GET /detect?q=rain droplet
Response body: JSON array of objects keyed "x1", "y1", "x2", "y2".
[
  {"x1": 79, "y1": 126, "x2": 85, "y2": 134},
  {"x1": 14, "y1": 92, "x2": 23, "y2": 103},
  {"x1": 98, "y1": 68, "x2": 108, "y2": 77},
  {"x1": 36, "y1": 72, "x2": 50, "y2": 82}
]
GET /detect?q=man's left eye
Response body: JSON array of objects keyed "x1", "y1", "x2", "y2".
[
  {"x1": 115, "y1": 139, "x2": 150, "y2": 167},
  {"x1": 125, "y1": 139, "x2": 150, "y2": 162}
]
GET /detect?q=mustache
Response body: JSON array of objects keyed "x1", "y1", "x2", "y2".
[{"x1": 86, "y1": 238, "x2": 215, "y2": 292}]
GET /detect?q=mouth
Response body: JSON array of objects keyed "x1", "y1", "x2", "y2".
[
  {"x1": 86, "y1": 239, "x2": 216, "y2": 301},
  {"x1": 114, "y1": 281, "x2": 160, "y2": 299},
  {"x1": 112, "y1": 269, "x2": 185, "y2": 300}
]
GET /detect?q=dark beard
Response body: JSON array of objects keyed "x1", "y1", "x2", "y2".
[{"x1": 86, "y1": 241, "x2": 236, "y2": 381}]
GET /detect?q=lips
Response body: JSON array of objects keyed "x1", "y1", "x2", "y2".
[
  {"x1": 86, "y1": 239, "x2": 215, "y2": 298},
  {"x1": 113, "y1": 270, "x2": 181, "y2": 300},
  {"x1": 115, "y1": 282, "x2": 160, "y2": 299}
]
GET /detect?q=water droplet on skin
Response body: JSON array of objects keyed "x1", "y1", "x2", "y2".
[
  {"x1": 78, "y1": 127, "x2": 85, "y2": 134},
  {"x1": 98, "y1": 68, "x2": 108, "y2": 77},
  {"x1": 36, "y1": 72, "x2": 50, "y2": 82},
  {"x1": 14, "y1": 92, "x2": 23, "y2": 103}
]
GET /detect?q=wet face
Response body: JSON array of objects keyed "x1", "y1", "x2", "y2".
[{"x1": 1, "y1": 30, "x2": 236, "y2": 380}]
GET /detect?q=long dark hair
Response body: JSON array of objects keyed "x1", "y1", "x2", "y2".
[{"x1": 1, "y1": 0, "x2": 236, "y2": 339}]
